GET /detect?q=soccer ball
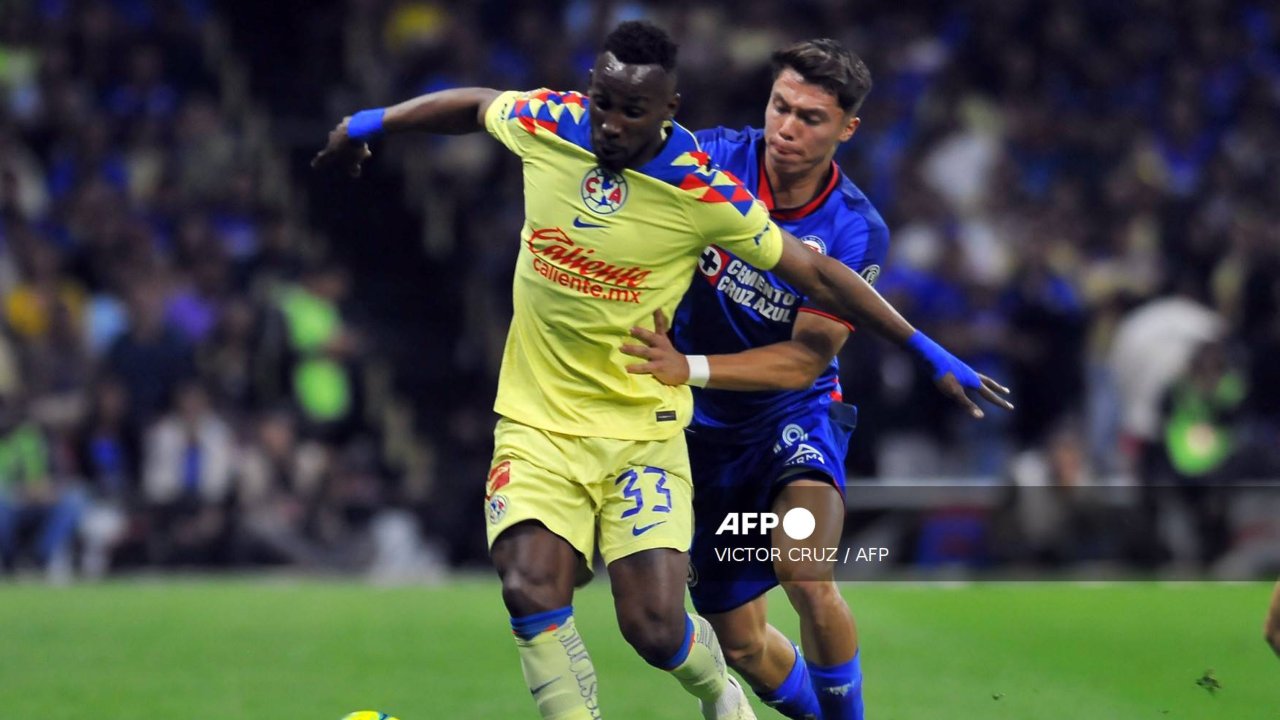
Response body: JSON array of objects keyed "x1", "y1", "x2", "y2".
[{"x1": 341, "y1": 712, "x2": 399, "y2": 720}]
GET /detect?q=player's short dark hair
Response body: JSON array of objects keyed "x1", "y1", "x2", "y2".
[
  {"x1": 602, "y1": 20, "x2": 678, "y2": 71},
  {"x1": 771, "y1": 39, "x2": 872, "y2": 115}
]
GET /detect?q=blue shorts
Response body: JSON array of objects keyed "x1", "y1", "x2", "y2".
[{"x1": 687, "y1": 402, "x2": 856, "y2": 614}]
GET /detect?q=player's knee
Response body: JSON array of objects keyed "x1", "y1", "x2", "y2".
[
  {"x1": 781, "y1": 578, "x2": 844, "y2": 619},
  {"x1": 617, "y1": 605, "x2": 686, "y2": 666},
  {"x1": 718, "y1": 628, "x2": 768, "y2": 673},
  {"x1": 499, "y1": 565, "x2": 568, "y2": 617}
]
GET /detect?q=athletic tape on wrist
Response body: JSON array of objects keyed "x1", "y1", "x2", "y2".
[
  {"x1": 685, "y1": 355, "x2": 710, "y2": 388},
  {"x1": 906, "y1": 330, "x2": 980, "y2": 388},
  {"x1": 347, "y1": 108, "x2": 386, "y2": 141}
]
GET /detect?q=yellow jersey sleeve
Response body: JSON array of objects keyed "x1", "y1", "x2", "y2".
[
  {"x1": 485, "y1": 88, "x2": 593, "y2": 159},
  {"x1": 483, "y1": 89, "x2": 530, "y2": 156},
  {"x1": 694, "y1": 198, "x2": 784, "y2": 271},
  {"x1": 674, "y1": 160, "x2": 784, "y2": 271}
]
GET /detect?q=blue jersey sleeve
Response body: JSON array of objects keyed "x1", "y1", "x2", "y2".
[
  {"x1": 798, "y1": 207, "x2": 890, "y2": 326},
  {"x1": 694, "y1": 127, "x2": 759, "y2": 174},
  {"x1": 694, "y1": 126, "x2": 735, "y2": 157},
  {"x1": 851, "y1": 212, "x2": 889, "y2": 285},
  {"x1": 694, "y1": 127, "x2": 726, "y2": 148}
]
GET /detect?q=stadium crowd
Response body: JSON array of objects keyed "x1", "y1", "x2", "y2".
[
  {"x1": 0, "y1": 0, "x2": 1277, "y2": 580},
  {"x1": 0, "y1": 0, "x2": 440, "y2": 582}
]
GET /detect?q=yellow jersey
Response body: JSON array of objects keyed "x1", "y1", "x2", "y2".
[{"x1": 483, "y1": 89, "x2": 783, "y2": 440}]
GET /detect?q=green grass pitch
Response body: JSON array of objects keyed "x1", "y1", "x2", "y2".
[{"x1": 1, "y1": 579, "x2": 1275, "y2": 719}]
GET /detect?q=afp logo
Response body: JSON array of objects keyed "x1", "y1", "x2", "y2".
[
  {"x1": 581, "y1": 167, "x2": 628, "y2": 215},
  {"x1": 715, "y1": 508, "x2": 817, "y2": 540}
]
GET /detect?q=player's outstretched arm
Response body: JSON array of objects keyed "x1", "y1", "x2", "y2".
[
  {"x1": 624, "y1": 310, "x2": 847, "y2": 391},
  {"x1": 770, "y1": 230, "x2": 1013, "y2": 418},
  {"x1": 311, "y1": 88, "x2": 503, "y2": 177},
  {"x1": 1267, "y1": 579, "x2": 1280, "y2": 658}
]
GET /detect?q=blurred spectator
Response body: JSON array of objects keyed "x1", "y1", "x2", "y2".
[
  {"x1": 46, "y1": 122, "x2": 128, "y2": 203},
  {"x1": 0, "y1": 330, "x2": 20, "y2": 399},
  {"x1": 1160, "y1": 341, "x2": 1246, "y2": 483},
  {"x1": 0, "y1": 128, "x2": 49, "y2": 221},
  {"x1": 1157, "y1": 341, "x2": 1247, "y2": 565},
  {"x1": 198, "y1": 296, "x2": 260, "y2": 412},
  {"x1": 3, "y1": 241, "x2": 85, "y2": 345},
  {"x1": 241, "y1": 212, "x2": 306, "y2": 295},
  {"x1": 995, "y1": 424, "x2": 1130, "y2": 567},
  {"x1": 0, "y1": 395, "x2": 83, "y2": 581},
  {"x1": 74, "y1": 376, "x2": 141, "y2": 578},
  {"x1": 106, "y1": 44, "x2": 179, "y2": 122},
  {"x1": 270, "y1": 261, "x2": 362, "y2": 441},
  {"x1": 174, "y1": 95, "x2": 238, "y2": 203},
  {"x1": 6, "y1": 244, "x2": 93, "y2": 440},
  {"x1": 142, "y1": 380, "x2": 233, "y2": 565},
  {"x1": 209, "y1": 169, "x2": 263, "y2": 263},
  {"x1": 1108, "y1": 271, "x2": 1224, "y2": 481},
  {"x1": 166, "y1": 239, "x2": 230, "y2": 346},
  {"x1": 1002, "y1": 241, "x2": 1086, "y2": 448},
  {"x1": 105, "y1": 278, "x2": 196, "y2": 425},
  {"x1": 234, "y1": 408, "x2": 327, "y2": 566},
  {"x1": 308, "y1": 437, "x2": 386, "y2": 571}
]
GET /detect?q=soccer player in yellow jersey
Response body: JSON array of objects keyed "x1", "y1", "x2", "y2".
[{"x1": 314, "y1": 21, "x2": 1009, "y2": 720}]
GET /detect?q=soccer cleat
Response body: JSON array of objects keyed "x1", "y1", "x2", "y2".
[{"x1": 701, "y1": 675, "x2": 757, "y2": 720}]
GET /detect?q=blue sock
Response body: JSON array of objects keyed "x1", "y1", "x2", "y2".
[
  {"x1": 509, "y1": 605, "x2": 573, "y2": 640},
  {"x1": 758, "y1": 643, "x2": 823, "y2": 720},
  {"x1": 810, "y1": 650, "x2": 863, "y2": 720},
  {"x1": 658, "y1": 615, "x2": 696, "y2": 670}
]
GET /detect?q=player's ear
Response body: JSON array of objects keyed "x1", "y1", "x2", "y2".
[
  {"x1": 839, "y1": 116, "x2": 861, "y2": 143},
  {"x1": 667, "y1": 92, "x2": 681, "y2": 120}
]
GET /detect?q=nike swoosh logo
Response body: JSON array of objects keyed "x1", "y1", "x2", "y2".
[
  {"x1": 632, "y1": 521, "x2": 667, "y2": 536},
  {"x1": 573, "y1": 217, "x2": 607, "y2": 229},
  {"x1": 530, "y1": 678, "x2": 559, "y2": 695}
]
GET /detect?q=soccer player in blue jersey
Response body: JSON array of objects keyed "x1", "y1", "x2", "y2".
[
  {"x1": 624, "y1": 40, "x2": 908, "y2": 719},
  {"x1": 316, "y1": 22, "x2": 1008, "y2": 720}
]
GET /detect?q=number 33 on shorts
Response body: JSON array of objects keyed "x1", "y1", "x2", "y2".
[
  {"x1": 615, "y1": 466, "x2": 673, "y2": 535},
  {"x1": 600, "y1": 465, "x2": 692, "y2": 559}
]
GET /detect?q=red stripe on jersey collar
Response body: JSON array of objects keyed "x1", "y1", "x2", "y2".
[{"x1": 757, "y1": 150, "x2": 840, "y2": 221}]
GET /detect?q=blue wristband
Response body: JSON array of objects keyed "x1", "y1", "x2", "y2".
[
  {"x1": 906, "y1": 330, "x2": 981, "y2": 389},
  {"x1": 347, "y1": 108, "x2": 386, "y2": 141}
]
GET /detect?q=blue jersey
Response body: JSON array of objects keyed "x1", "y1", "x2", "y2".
[{"x1": 673, "y1": 126, "x2": 890, "y2": 443}]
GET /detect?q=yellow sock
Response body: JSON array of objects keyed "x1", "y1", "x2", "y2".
[
  {"x1": 664, "y1": 614, "x2": 728, "y2": 703},
  {"x1": 514, "y1": 616, "x2": 602, "y2": 720}
]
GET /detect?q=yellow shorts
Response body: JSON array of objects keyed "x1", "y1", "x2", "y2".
[{"x1": 484, "y1": 417, "x2": 693, "y2": 578}]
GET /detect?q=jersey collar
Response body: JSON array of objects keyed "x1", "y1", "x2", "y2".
[
  {"x1": 755, "y1": 146, "x2": 840, "y2": 221},
  {"x1": 633, "y1": 120, "x2": 685, "y2": 176}
]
